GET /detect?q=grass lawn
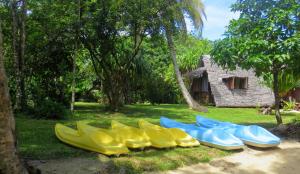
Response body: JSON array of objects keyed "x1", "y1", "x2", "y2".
[{"x1": 16, "y1": 102, "x2": 300, "y2": 173}]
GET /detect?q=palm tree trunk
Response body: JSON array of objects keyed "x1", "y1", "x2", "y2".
[
  {"x1": 165, "y1": 27, "x2": 207, "y2": 112},
  {"x1": 0, "y1": 16, "x2": 27, "y2": 174}
]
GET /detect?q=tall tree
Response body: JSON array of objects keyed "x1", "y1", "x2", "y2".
[
  {"x1": 11, "y1": 0, "x2": 27, "y2": 111},
  {"x1": 162, "y1": 0, "x2": 207, "y2": 112},
  {"x1": 70, "y1": 0, "x2": 81, "y2": 112},
  {"x1": 0, "y1": 15, "x2": 27, "y2": 174},
  {"x1": 80, "y1": 0, "x2": 155, "y2": 110},
  {"x1": 212, "y1": 0, "x2": 300, "y2": 125}
]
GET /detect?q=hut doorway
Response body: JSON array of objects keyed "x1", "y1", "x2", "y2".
[{"x1": 191, "y1": 72, "x2": 215, "y2": 105}]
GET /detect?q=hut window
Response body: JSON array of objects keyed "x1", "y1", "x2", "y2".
[{"x1": 223, "y1": 77, "x2": 248, "y2": 90}]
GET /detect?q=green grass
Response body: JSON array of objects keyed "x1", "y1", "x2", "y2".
[{"x1": 16, "y1": 102, "x2": 300, "y2": 173}]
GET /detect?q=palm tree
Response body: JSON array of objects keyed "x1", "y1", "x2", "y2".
[
  {"x1": 0, "y1": 16, "x2": 27, "y2": 174},
  {"x1": 263, "y1": 72, "x2": 300, "y2": 97},
  {"x1": 162, "y1": 0, "x2": 207, "y2": 112}
]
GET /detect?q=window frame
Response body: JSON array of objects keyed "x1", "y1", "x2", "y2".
[{"x1": 223, "y1": 77, "x2": 248, "y2": 90}]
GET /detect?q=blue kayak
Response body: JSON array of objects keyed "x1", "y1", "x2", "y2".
[
  {"x1": 160, "y1": 117, "x2": 244, "y2": 150},
  {"x1": 196, "y1": 115, "x2": 281, "y2": 148}
]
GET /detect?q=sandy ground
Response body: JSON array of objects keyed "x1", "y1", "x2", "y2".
[
  {"x1": 27, "y1": 155, "x2": 117, "y2": 174},
  {"x1": 165, "y1": 140, "x2": 300, "y2": 174},
  {"x1": 28, "y1": 140, "x2": 300, "y2": 174}
]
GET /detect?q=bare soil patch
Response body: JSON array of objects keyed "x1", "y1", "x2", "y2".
[
  {"x1": 27, "y1": 140, "x2": 300, "y2": 174},
  {"x1": 271, "y1": 123, "x2": 300, "y2": 140},
  {"x1": 165, "y1": 140, "x2": 300, "y2": 174},
  {"x1": 27, "y1": 155, "x2": 124, "y2": 174}
]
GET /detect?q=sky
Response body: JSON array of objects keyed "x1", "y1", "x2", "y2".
[{"x1": 187, "y1": 0, "x2": 240, "y2": 41}]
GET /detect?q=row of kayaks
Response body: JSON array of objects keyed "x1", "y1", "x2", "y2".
[
  {"x1": 55, "y1": 116, "x2": 280, "y2": 156},
  {"x1": 55, "y1": 120, "x2": 200, "y2": 155},
  {"x1": 161, "y1": 116, "x2": 280, "y2": 149}
]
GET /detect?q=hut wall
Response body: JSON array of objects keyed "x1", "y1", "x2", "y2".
[
  {"x1": 202, "y1": 55, "x2": 275, "y2": 107},
  {"x1": 285, "y1": 88, "x2": 300, "y2": 102}
]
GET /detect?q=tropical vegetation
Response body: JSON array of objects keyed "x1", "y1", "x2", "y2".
[
  {"x1": 212, "y1": 0, "x2": 300, "y2": 124},
  {"x1": 0, "y1": 0, "x2": 300, "y2": 173}
]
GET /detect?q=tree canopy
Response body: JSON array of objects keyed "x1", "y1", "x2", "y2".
[
  {"x1": 212, "y1": 0, "x2": 300, "y2": 124},
  {"x1": 0, "y1": 0, "x2": 210, "y2": 115}
]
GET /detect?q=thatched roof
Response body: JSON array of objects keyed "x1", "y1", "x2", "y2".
[
  {"x1": 188, "y1": 67, "x2": 206, "y2": 78},
  {"x1": 191, "y1": 55, "x2": 275, "y2": 107}
]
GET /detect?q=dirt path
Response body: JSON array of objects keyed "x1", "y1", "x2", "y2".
[
  {"x1": 165, "y1": 140, "x2": 300, "y2": 174},
  {"x1": 28, "y1": 140, "x2": 300, "y2": 174},
  {"x1": 27, "y1": 155, "x2": 117, "y2": 174}
]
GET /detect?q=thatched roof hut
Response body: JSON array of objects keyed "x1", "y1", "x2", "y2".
[{"x1": 189, "y1": 55, "x2": 274, "y2": 107}]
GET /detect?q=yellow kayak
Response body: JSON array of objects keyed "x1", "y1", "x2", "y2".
[
  {"x1": 167, "y1": 128, "x2": 200, "y2": 147},
  {"x1": 111, "y1": 121, "x2": 151, "y2": 149},
  {"x1": 76, "y1": 122, "x2": 129, "y2": 155},
  {"x1": 138, "y1": 120, "x2": 177, "y2": 148},
  {"x1": 55, "y1": 123, "x2": 129, "y2": 156}
]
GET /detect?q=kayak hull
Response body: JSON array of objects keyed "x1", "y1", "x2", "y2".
[
  {"x1": 160, "y1": 117, "x2": 244, "y2": 150},
  {"x1": 167, "y1": 128, "x2": 200, "y2": 147},
  {"x1": 196, "y1": 115, "x2": 281, "y2": 148},
  {"x1": 138, "y1": 120, "x2": 177, "y2": 148},
  {"x1": 200, "y1": 141, "x2": 244, "y2": 150},
  {"x1": 111, "y1": 120, "x2": 152, "y2": 149},
  {"x1": 76, "y1": 122, "x2": 130, "y2": 155},
  {"x1": 243, "y1": 140, "x2": 280, "y2": 148},
  {"x1": 55, "y1": 123, "x2": 129, "y2": 155}
]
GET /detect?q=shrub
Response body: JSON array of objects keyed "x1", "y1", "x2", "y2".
[
  {"x1": 34, "y1": 99, "x2": 67, "y2": 119},
  {"x1": 283, "y1": 100, "x2": 296, "y2": 111}
]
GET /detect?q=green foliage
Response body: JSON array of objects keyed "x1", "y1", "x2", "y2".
[
  {"x1": 1, "y1": 0, "x2": 209, "y2": 113},
  {"x1": 1, "y1": 0, "x2": 80, "y2": 111},
  {"x1": 159, "y1": 0, "x2": 205, "y2": 34},
  {"x1": 175, "y1": 35, "x2": 212, "y2": 72},
  {"x1": 262, "y1": 71, "x2": 300, "y2": 97},
  {"x1": 33, "y1": 99, "x2": 67, "y2": 119},
  {"x1": 283, "y1": 100, "x2": 296, "y2": 111},
  {"x1": 292, "y1": 118, "x2": 300, "y2": 125},
  {"x1": 212, "y1": 0, "x2": 300, "y2": 74},
  {"x1": 80, "y1": 0, "x2": 168, "y2": 110},
  {"x1": 137, "y1": 38, "x2": 181, "y2": 104},
  {"x1": 211, "y1": 0, "x2": 300, "y2": 123}
]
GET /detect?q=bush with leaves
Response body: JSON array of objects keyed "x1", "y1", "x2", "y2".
[
  {"x1": 283, "y1": 100, "x2": 296, "y2": 111},
  {"x1": 33, "y1": 99, "x2": 67, "y2": 119}
]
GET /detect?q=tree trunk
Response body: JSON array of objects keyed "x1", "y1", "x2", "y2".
[
  {"x1": 71, "y1": 0, "x2": 81, "y2": 112},
  {"x1": 11, "y1": 0, "x2": 26, "y2": 111},
  {"x1": 11, "y1": 0, "x2": 22, "y2": 111},
  {"x1": 19, "y1": 0, "x2": 27, "y2": 108},
  {"x1": 105, "y1": 76, "x2": 124, "y2": 111},
  {"x1": 165, "y1": 27, "x2": 207, "y2": 112},
  {"x1": 273, "y1": 70, "x2": 283, "y2": 125},
  {"x1": 0, "y1": 16, "x2": 27, "y2": 174},
  {"x1": 70, "y1": 46, "x2": 76, "y2": 112}
]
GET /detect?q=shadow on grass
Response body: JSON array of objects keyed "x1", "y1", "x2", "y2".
[{"x1": 75, "y1": 103, "x2": 197, "y2": 121}]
